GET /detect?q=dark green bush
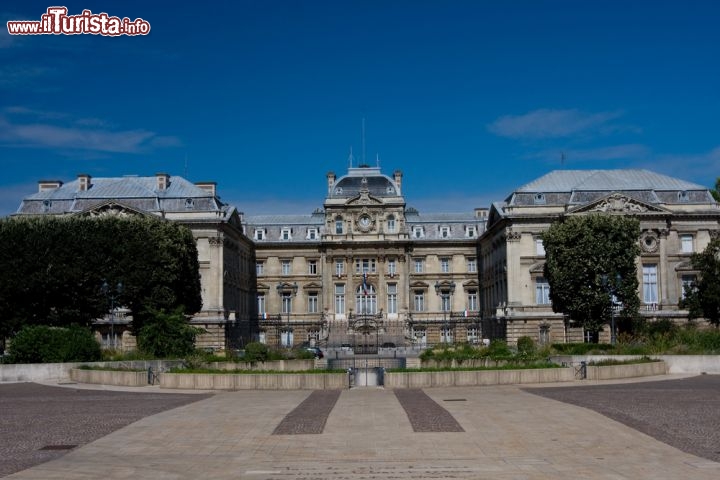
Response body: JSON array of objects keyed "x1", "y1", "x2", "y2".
[
  {"x1": 7, "y1": 325, "x2": 101, "y2": 363},
  {"x1": 137, "y1": 309, "x2": 204, "y2": 358},
  {"x1": 485, "y1": 339, "x2": 512, "y2": 360},
  {"x1": 516, "y1": 336, "x2": 536, "y2": 356},
  {"x1": 242, "y1": 341, "x2": 270, "y2": 363},
  {"x1": 551, "y1": 343, "x2": 614, "y2": 355}
]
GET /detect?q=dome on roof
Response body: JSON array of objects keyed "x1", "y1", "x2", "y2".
[{"x1": 329, "y1": 166, "x2": 400, "y2": 198}]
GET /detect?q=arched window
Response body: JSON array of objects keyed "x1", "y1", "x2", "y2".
[{"x1": 355, "y1": 284, "x2": 377, "y2": 315}]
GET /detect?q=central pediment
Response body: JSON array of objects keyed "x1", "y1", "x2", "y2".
[
  {"x1": 345, "y1": 192, "x2": 383, "y2": 206},
  {"x1": 567, "y1": 192, "x2": 669, "y2": 215},
  {"x1": 77, "y1": 201, "x2": 150, "y2": 218}
]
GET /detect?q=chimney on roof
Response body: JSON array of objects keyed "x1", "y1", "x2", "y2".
[
  {"x1": 393, "y1": 170, "x2": 403, "y2": 194},
  {"x1": 77, "y1": 174, "x2": 91, "y2": 192},
  {"x1": 156, "y1": 172, "x2": 170, "y2": 191},
  {"x1": 195, "y1": 181, "x2": 217, "y2": 196},
  {"x1": 474, "y1": 208, "x2": 488, "y2": 218},
  {"x1": 38, "y1": 180, "x2": 63, "y2": 193},
  {"x1": 327, "y1": 171, "x2": 336, "y2": 195}
]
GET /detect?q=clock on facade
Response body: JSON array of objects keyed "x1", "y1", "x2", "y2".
[{"x1": 358, "y1": 215, "x2": 372, "y2": 231}]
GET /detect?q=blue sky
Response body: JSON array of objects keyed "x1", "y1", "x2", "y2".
[{"x1": 1, "y1": 1, "x2": 719, "y2": 216}]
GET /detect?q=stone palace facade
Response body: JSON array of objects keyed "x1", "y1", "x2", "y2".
[{"x1": 13, "y1": 167, "x2": 720, "y2": 351}]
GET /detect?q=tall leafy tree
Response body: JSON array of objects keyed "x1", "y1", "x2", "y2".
[
  {"x1": 681, "y1": 238, "x2": 720, "y2": 327},
  {"x1": 711, "y1": 178, "x2": 720, "y2": 202},
  {"x1": 543, "y1": 214, "x2": 641, "y2": 336}
]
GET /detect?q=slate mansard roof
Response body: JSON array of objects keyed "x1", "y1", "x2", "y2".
[
  {"x1": 16, "y1": 175, "x2": 227, "y2": 216},
  {"x1": 328, "y1": 166, "x2": 401, "y2": 199}
]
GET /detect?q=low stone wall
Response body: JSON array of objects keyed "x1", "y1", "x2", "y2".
[
  {"x1": 585, "y1": 361, "x2": 667, "y2": 380},
  {"x1": 554, "y1": 355, "x2": 717, "y2": 374},
  {"x1": 421, "y1": 358, "x2": 508, "y2": 369},
  {"x1": 0, "y1": 360, "x2": 181, "y2": 383},
  {"x1": 385, "y1": 367, "x2": 576, "y2": 388},
  {"x1": 205, "y1": 359, "x2": 315, "y2": 371},
  {"x1": 160, "y1": 372, "x2": 347, "y2": 390},
  {"x1": 70, "y1": 368, "x2": 148, "y2": 387}
]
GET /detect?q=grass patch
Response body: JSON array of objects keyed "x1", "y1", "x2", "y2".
[
  {"x1": 387, "y1": 362, "x2": 561, "y2": 373},
  {"x1": 168, "y1": 368, "x2": 346, "y2": 374},
  {"x1": 587, "y1": 357, "x2": 658, "y2": 366}
]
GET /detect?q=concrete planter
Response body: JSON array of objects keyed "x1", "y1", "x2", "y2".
[
  {"x1": 384, "y1": 367, "x2": 575, "y2": 388},
  {"x1": 159, "y1": 372, "x2": 346, "y2": 390},
  {"x1": 70, "y1": 368, "x2": 147, "y2": 387},
  {"x1": 586, "y1": 361, "x2": 667, "y2": 380},
  {"x1": 207, "y1": 359, "x2": 315, "y2": 371}
]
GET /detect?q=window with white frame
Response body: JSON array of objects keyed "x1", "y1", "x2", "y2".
[
  {"x1": 681, "y1": 234, "x2": 693, "y2": 253},
  {"x1": 467, "y1": 257, "x2": 477, "y2": 273},
  {"x1": 387, "y1": 284, "x2": 397, "y2": 314},
  {"x1": 467, "y1": 290, "x2": 478, "y2": 311},
  {"x1": 308, "y1": 292, "x2": 318, "y2": 313},
  {"x1": 256, "y1": 261, "x2": 264, "y2": 276},
  {"x1": 535, "y1": 277, "x2": 551, "y2": 305},
  {"x1": 412, "y1": 226, "x2": 424, "y2": 238},
  {"x1": 254, "y1": 228, "x2": 265, "y2": 240},
  {"x1": 335, "y1": 284, "x2": 345, "y2": 313},
  {"x1": 355, "y1": 284, "x2": 377, "y2": 314},
  {"x1": 387, "y1": 259, "x2": 397, "y2": 276},
  {"x1": 465, "y1": 225, "x2": 477, "y2": 238},
  {"x1": 257, "y1": 294, "x2": 266, "y2": 315},
  {"x1": 440, "y1": 257, "x2": 450, "y2": 273},
  {"x1": 440, "y1": 226, "x2": 450, "y2": 238},
  {"x1": 335, "y1": 259, "x2": 345, "y2": 276},
  {"x1": 414, "y1": 258, "x2": 424, "y2": 273},
  {"x1": 535, "y1": 238, "x2": 545, "y2": 256},
  {"x1": 643, "y1": 264, "x2": 658, "y2": 304},
  {"x1": 281, "y1": 330, "x2": 293, "y2": 347},
  {"x1": 281, "y1": 260, "x2": 291, "y2": 275},
  {"x1": 440, "y1": 326, "x2": 453, "y2": 343},
  {"x1": 387, "y1": 215, "x2": 396, "y2": 232},
  {"x1": 308, "y1": 260, "x2": 317, "y2": 275},
  {"x1": 258, "y1": 331, "x2": 267, "y2": 344},
  {"x1": 307, "y1": 228, "x2": 318, "y2": 240},
  {"x1": 355, "y1": 258, "x2": 376, "y2": 274},
  {"x1": 681, "y1": 274, "x2": 697, "y2": 299},
  {"x1": 413, "y1": 290, "x2": 425, "y2": 311},
  {"x1": 440, "y1": 292, "x2": 451, "y2": 311},
  {"x1": 281, "y1": 292, "x2": 292, "y2": 314},
  {"x1": 281, "y1": 228, "x2": 292, "y2": 240},
  {"x1": 467, "y1": 327, "x2": 479, "y2": 344},
  {"x1": 335, "y1": 217, "x2": 343, "y2": 234}
]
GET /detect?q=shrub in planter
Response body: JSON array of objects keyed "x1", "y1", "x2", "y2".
[{"x1": 8, "y1": 325, "x2": 101, "y2": 363}]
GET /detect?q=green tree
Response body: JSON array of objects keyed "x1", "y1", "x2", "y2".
[
  {"x1": 681, "y1": 238, "x2": 720, "y2": 327},
  {"x1": 711, "y1": 178, "x2": 720, "y2": 202},
  {"x1": 137, "y1": 308, "x2": 205, "y2": 358},
  {"x1": 543, "y1": 214, "x2": 641, "y2": 337},
  {"x1": 7, "y1": 325, "x2": 101, "y2": 363}
]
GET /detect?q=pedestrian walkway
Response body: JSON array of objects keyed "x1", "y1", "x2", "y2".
[{"x1": 5, "y1": 379, "x2": 720, "y2": 479}]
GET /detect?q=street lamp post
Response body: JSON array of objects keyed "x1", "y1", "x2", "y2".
[
  {"x1": 276, "y1": 282, "x2": 298, "y2": 348},
  {"x1": 101, "y1": 280, "x2": 123, "y2": 349},
  {"x1": 435, "y1": 281, "x2": 455, "y2": 344},
  {"x1": 600, "y1": 274, "x2": 621, "y2": 346}
]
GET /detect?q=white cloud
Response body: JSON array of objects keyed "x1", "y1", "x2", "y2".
[
  {"x1": 488, "y1": 108, "x2": 626, "y2": 140},
  {"x1": 0, "y1": 109, "x2": 182, "y2": 154},
  {"x1": 0, "y1": 182, "x2": 35, "y2": 217}
]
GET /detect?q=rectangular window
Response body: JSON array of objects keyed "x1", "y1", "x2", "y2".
[
  {"x1": 535, "y1": 238, "x2": 545, "y2": 256},
  {"x1": 414, "y1": 290, "x2": 425, "y2": 311},
  {"x1": 414, "y1": 258, "x2": 424, "y2": 273},
  {"x1": 307, "y1": 228, "x2": 318, "y2": 240},
  {"x1": 308, "y1": 260, "x2": 317, "y2": 275},
  {"x1": 467, "y1": 327, "x2": 479, "y2": 344},
  {"x1": 681, "y1": 234, "x2": 693, "y2": 253},
  {"x1": 441, "y1": 293, "x2": 451, "y2": 311},
  {"x1": 440, "y1": 257, "x2": 450, "y2": 273},
  {"x1": 335, "y1": 219, "x2": 343, "y2": 234},
  {"x1": 681, "y1": 274, "x2": 697, "y2": 300},
  {"x1": 281, "y1": 260, "x2": 291, "y2": 275},
  {"x1": 643, "y1": 264, "x2": 659, "y2": 304},
  {"x1": 335, "y1": 284, "x2": 345, "y2": 313},
  {"x1": 254, "y1": 229, "x2": 265, "y2": 241},
  {"x1": 256, "y1": 261, "x2": 264, "y2": 276},
  {"x1": 441, "y1": 327, "x2": 453, "y2": 343},
  {"x1": 335, "y1": 259, "x2": 345, "y2": 276},
  {"x1": 308, "y1": 293, "x2": 318, "y2": 313},
  {"x1": 258, "y1": 331, "x2": 266, "y2": 344},
  {"x1": 281, "y1": 228, "x2": 292, "y2": 240},
  {"x1": 467, "y1": 257, "x2": 477, "y2": 273},
  {"x1": 412, "y1": 226, "x2": 424, "y2": 238},
  {"x1": 257, "y1": 294, "x2": 266, "y2": 315},
  {"x1": 281, "y1": 330, "x2": 293, "y2": 347},
  {"x1": 467, "y1": 290, "x2": 478, "y2": 311},
  {"x1": 387, "y1": 217, "x2": 396, "y2": 232},
  {"x1": 281, "y1": 293, "x2": 292, "y2": 314},
  {"x1": 440, "y1": 226, "x2": 450, "y2": 238},
  {"x1": 466, "y1": 226, "x2": 477, "y2": 238},
  {"x1": 387, "y1": 259, "x2": 397, "y2": 276},
  {"x1": 355, "y1": 258, "x2": 376, "y2": 274},
  {"x1": 387, "y1": 284, "x2": 397, "y2": 314},
  {"x1": 535, "y1": 277, "x2": 551, "y2": 305}
]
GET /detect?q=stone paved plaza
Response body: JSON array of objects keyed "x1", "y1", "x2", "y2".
[{"x1": 1, "y1": 376, "x2": 720, "y2": 479}]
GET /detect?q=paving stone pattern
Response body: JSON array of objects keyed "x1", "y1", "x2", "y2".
[
  {"x1": 394, "y1": 388, "x2": 464, "y2": 432},
  {"x1": 0, "y1": 383, "x2": 211, "y2": 478},
  {"x1": 272, "y1": 390, "x2": 341, "y2": 435},
  {"x1": 526, "y1": 375, "x2": 720, "y2": 463}
]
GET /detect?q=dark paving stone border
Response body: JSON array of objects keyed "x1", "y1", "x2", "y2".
[
  {"x1": 0, "y1": 383, "x2": 212, "y2": 478},
  {"x1": 526, "y1": 375, "x2": 720, "y2": 463},
  {"x1": 273, "y1": 390, "x2": 341, "y2": 435},
  {"x1": 394, "y1": 388, "x2": 464, "y2": 433}
]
